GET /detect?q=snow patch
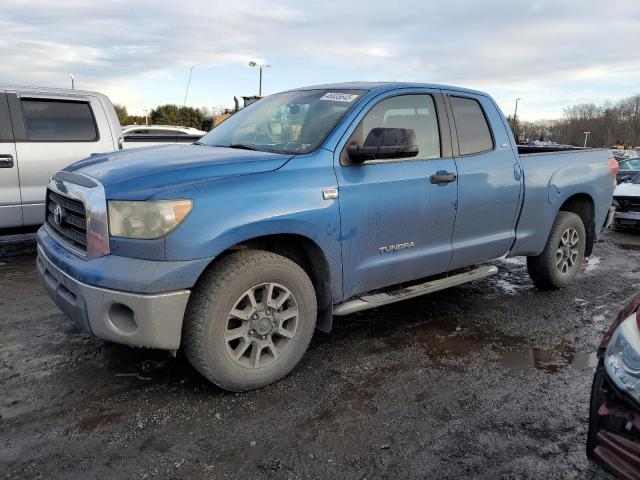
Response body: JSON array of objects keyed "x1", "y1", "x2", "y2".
[
  {"x1": 500, "y1": 256, "x2": 526, "y2": 266},
  {"x1": 494, "y1": 279, "x2": 520, "y2": 295},
  {"x1": 585, "y1": 256, "x2": 601, "y2": 272}
]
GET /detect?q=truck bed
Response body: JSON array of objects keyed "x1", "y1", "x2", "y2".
[
  {"x1": 517, "y1": 145, "x2": 586, "y2": 155},
  {"x1": 511, "y1": 147, "x2": 613, "y2": 257}
]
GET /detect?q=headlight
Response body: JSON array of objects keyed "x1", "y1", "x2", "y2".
[
  {"x1": 108, "y1": 200, "x2": 192, "y2": 239},
  {"x1": 604, "y1": 313, "x2": 640, "y2": 402},
  {"x1": 612, "y1": 198, "x2": 620, "y2": 208}
]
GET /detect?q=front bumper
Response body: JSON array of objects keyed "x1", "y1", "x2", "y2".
[
  {"x1": 37, "y1": 246, "x2": 191, "y2": 350},
  {"x1": 615, "y1": 210, "x2": 640, "y2": 227}
]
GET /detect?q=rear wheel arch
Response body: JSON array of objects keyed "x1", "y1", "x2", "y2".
[{"x1": 558, "y1": 193, "x2": 595, "y2": 256}]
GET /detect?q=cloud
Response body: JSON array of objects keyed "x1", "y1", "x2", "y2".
[{"x1": 1, "y1": 0, "x2": 639, "y2": 119}]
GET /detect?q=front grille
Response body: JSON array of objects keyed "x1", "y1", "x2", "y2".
[
  {"x1": 616, "y1": 196, "x2": 640, "y2": 213},
  {"x1": 46, "y1": 189, "x2": 88, "y2": 253}
]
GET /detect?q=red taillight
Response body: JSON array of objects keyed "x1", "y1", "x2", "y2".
[{"x1": 609, "y1": 157, "x2": 619, "y2": 177}]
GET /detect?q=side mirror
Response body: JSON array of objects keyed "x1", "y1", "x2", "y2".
[{"x1": 347, "y1": 127, "x2": 419, "y2": 163}]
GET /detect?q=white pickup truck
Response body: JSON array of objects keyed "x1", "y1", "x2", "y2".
[{"x1": 0, "y1": 86, "x2": 122, "y2": 232}]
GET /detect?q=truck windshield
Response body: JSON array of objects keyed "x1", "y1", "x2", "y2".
[{"x1": 198, "y1": 89, "x2": 366, "y2": 154}]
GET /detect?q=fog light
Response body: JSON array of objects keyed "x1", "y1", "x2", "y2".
[{"x1": 108, "y1": 303, "x2": 137, "y2": 334}]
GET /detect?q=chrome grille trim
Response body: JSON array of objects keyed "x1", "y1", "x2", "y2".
[{"x1": 46, "y1": 173, "x2": 109, "y2": 260}]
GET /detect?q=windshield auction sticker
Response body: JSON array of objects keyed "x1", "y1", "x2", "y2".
[{"x1": 320, "y1": 92, "x2": 359, "y2": 102}]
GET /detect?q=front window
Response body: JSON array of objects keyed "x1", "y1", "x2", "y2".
[{"x1": 198, "y1": 89, "x2": 366, "y2": 154}]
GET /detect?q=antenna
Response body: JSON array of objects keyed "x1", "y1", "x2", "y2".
[
  {"x1": 183, "y1": 66, "x2": 194, "y2": 107},
  {"x1": 176, "y1": 66, "x2": 195, "y2": 142}
]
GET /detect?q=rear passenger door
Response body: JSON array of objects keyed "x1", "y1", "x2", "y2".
[
  {"x1": 445, "y1": 93, "x2": 522, "y2": 270},
  {"x1": 0, "y1": 91, "x2": 21, "y2": 229},
  {"x1": 8, "y1": 92, "x2": 115, "y2": 226}
]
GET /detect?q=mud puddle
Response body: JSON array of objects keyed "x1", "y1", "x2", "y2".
[
  {"x1": 380, "y1": 317, "x2": 597, "y2": 373},
  {"x1": 615, "y1": 242, "x2": 640, "y2": 252},
  {"x1": 77, "y1": 412, "x2": 124, "y2": 432}
]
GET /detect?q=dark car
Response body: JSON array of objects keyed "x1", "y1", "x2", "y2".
[{"x1": 588, "y1": 293, "x2": 640, "y2": 479}]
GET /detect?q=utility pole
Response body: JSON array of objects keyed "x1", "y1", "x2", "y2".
[
  {"x1": 248, "y1": 61, "x2": 272, "y2": 96},
  {"x1": 513, "y1": 97, "x2": 521, "y2": 142},
  {"x1": 583, "y1": 131, "x2": 591, "y2": 148},
  {"x1": 68, "y1": 74, "x2": 75, "y2": 90},
  {"x1": 142, "y1": 109, "x2": 149, "y2": 126}
]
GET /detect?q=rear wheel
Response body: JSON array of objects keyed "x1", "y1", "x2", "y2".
[
  {"x1": 527, "y1": 211, "x2": 586, "y2": 290},
  {"x1": 183, "y1": 250, "x2": 317, "y2": 392}
]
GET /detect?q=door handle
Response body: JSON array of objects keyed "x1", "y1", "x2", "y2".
[
  {"x1": 430, "y1": 171, "x2": 457, "y2": 184},
  {"x1": 0, "y1": 154, "x2": 14, "y2": 168}
]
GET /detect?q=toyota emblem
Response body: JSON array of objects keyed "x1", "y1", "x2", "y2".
[{"x1": 53, "y1": 204, "x2": 65, "y2": 226}]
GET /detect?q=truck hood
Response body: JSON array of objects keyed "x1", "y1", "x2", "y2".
[{"x1": 65, "y1": 144, "x2": 293, "y2": 200}]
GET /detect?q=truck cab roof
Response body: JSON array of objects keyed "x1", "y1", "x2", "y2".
[{"x1": 284, "y1": 81, "x2": 488, "y2": 97}]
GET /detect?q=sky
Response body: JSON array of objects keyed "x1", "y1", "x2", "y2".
[{"x1": 1, "y1": 0, "x2": 639, "y2": 121}]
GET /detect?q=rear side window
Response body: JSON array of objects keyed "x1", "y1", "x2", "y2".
[
  {"x1": 450, "y1": 96, "x2": 493, "y2": 155},
  {"x1": 0, "y1": 93, "x2": 12, "y2": 142},
  {"x1": 21, "y1": 99, "x2": 98, "y2": 142}
]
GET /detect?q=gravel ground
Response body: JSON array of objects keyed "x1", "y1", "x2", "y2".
[{"x1": 1, "y1": 231, "x2": 639, "y2": 479}]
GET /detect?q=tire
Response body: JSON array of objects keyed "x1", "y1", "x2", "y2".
[
  {"x1": 527, "y1": 211, "x2": 586, "y2": 290},
  {"x1": 183, "y1": 250, "x2": 317, "y2": 392}
]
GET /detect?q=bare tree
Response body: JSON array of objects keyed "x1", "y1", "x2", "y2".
[{"x1": 511, "y1": 93, "x2": 640, "y2": 147}]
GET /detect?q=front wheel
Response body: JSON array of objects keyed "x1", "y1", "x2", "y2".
[
  {"x1": 527, "y1": 211, "x2": 586, "y2": 290},
  {"x1": 182, "y1": 250, "x2": 317, "y2": 392}
]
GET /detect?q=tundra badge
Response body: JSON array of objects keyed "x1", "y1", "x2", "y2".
[{"x1": 379, "y1": 242, "x2": 415, "y2": 254}]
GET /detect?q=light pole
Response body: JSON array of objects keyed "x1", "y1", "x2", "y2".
[
  {"x1": 583, "y1": 131, "x2": 591, "y2": 148},
  {"x1": 68, "y1": 74, "x2": 75, "y2": 90},
  {"x1": 513, "y1": 97, "x2": 522, "y2": 141},
  {"x1": 248, "y1": 61, "x2": 272, "y2": 96}
]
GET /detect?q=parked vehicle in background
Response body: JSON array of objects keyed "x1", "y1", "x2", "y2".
[
  {"x1": 36, "y1": 82, "x2": 616, "y2": 391},
  {"x1": 612, "y1": 174, "x2": 640, "y2": 229},
  {"x1": 615, "y1": 150, "x2": 640, "y2": 184},
  {"x1": 0, "y1": 86, "x2": 121, "y2": 231},
  {"x1": 121, "y1": 125, "x2": 206, "y2": 148},
  {"x1": 612, "y1": 148, "x2": 639, "y2": 161},
  {"x1": 588, "y1": 293, "x2": 640, "y2": 479}
]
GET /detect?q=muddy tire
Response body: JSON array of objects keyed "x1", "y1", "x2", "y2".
[
  {"x1": 527, "y1": 211, "x2": 586, "y2": 290},
  {"x1": 182, "y1": 250, "x2": 317, "y2": 392}
]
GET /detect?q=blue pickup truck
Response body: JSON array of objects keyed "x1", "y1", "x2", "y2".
[{"x1": 37, "y1": 82, "x2": 617, "y2": 391}]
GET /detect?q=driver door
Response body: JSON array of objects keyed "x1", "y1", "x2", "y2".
[{"x1": 335, "y1": 91, "x2": 458, "y2": 299}]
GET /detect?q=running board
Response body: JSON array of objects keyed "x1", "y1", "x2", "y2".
[{"x1": 333, "y1": 265, "x2": 498, "y2": 316}]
